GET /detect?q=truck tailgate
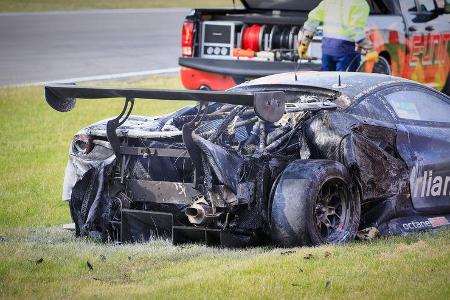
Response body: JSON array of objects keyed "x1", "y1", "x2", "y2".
[{"x1": 179, "y1": 57, "x2": 321, "y2": 78}]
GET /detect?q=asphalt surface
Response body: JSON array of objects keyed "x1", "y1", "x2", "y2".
[{"x1": 0, "y1": 9, "x2": 189, "y2": 86}]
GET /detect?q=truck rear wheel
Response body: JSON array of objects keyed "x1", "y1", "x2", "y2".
[
  {"x1": 357, "y1": 56, "x2": 391, "y2": 75},
  {"x1": 270, "y1": 160, "x2": 360, "y2": 247}
]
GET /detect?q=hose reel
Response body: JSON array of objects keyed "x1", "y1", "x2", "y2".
[{"x1": 240, "y1": 24, "x2": 300, "y2": 52}]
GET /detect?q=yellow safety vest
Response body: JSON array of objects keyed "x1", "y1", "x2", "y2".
[{"x1": 304, "y1": 0, "x2": 370, "y2": 42}]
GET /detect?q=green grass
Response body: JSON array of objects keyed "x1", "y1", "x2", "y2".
[
  {"x1": 0, "y1": 227, "x2": 449, "y2": 299},
  {"x1": 0, "y1": 76, "x2": 449, "y2": 299},
  {"x1": 0, "y1": 0, "x2": 240, "y2": 12}
]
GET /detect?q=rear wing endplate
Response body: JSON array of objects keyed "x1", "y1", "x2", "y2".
[{"x1": 44, "y1": 84, "x2": 286, "y2": 123}]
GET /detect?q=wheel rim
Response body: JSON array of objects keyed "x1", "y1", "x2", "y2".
[
  {"x1": 357, "y1": 56, "x2": 391, "y2": 75},
  {"x1": 313, "y1": 179, "x2": 350, "y2": 243},
  {"x1": 372, "y1": 57, "x2": 391, "y2": 75}
]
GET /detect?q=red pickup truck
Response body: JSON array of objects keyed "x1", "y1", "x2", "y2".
[{"x1": 178, "y1": 0, "x2": 450, "y2": 94}]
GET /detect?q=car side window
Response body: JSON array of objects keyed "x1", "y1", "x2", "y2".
[
  {"x1": 402, "y1": 0, "x2": 417, "y2": 12},
  {"x1": 417, "y1": 0, "x2": 437, "y2": 12},
  {"x1": 383, "y1": 88, "x2": 450, "y2": 123},
  {"x1": 348, "y1": 95, "x2": 394, "y2": 122},
  {"x1": 443, "y1": 0, "x2": 450, "y2": 12},
  {"x1": 436, "y1": 0, "x2": 446, "y2": 9}
]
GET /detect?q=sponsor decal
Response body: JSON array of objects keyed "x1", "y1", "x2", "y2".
[
  {"x1": 412, "y1": 170, "x2": 450, "y2": 198},
  {"x1": 429, "y1": 216, "x2": 449, "y2": 228},
  {"x1": 401, "y1": 216, "x2": 449, "y2": 231},
  {"x1": 402, "y1": 220, "x2": 432, "y2": 230}
]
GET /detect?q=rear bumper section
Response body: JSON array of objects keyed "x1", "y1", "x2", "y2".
[
  {"x1": 119, "y1": 209, "x2": 450, "y2": 246},
  {"x1": 179, "y1": 57, "x2": 321, "y2": 90}
]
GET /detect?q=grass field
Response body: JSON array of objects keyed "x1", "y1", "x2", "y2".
[
  {"x1": 0, "y1": 227, "x2": 449, "y2": 299},
  {"x1": 0, "y1": 0, "x2": 240, "y2": 12},
  {"x1": 0, "y1": 76, "x2": 449, "y2": 299}
]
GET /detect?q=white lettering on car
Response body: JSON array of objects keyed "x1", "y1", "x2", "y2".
[
  {"x1": 412, "y1": 169, "x2": 450, "y2": 198},
  {"x1": 401, "y1": 220, "x2": 439, "y2": 231}
]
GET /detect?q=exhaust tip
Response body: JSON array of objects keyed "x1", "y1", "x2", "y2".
[{"x1": 186, "y1": 207, "x2": 200, "y2": 218}]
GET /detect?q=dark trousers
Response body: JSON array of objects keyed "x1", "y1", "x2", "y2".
[{"x1": 322, "y1": 53, "x2": 361, "y2": 72}]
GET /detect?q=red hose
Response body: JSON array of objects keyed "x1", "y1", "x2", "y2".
[{"x1": 242, "y1": 24, "x2": 261, "y2": 52}]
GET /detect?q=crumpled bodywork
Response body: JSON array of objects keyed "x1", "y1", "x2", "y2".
[
  {"x1": 63, "y1": 138, "x2": 115, "y2": 201},
  {"x1": 301, "y1": 111, "x2": 415, "y2": 229},
  {"x1": 57, "y1": 73, "x2": 450, "y2": 246}
]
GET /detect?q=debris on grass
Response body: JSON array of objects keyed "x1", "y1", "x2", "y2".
[
  {"x1": 357, "y1": 227, "x2": 381, "y2": 240},
  {"x1": 87, "y1": 261, "x2": 93, "y2": 271},
  {"x1": 35, "y1": 258, "x2": 44, "y2": 264}
]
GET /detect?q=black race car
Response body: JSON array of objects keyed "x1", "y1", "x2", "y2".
[{"x1": 45, "y1": 72, "x2": 450, "y2": 247}]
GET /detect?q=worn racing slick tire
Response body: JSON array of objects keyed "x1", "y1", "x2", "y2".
[{"x1": 270, "y1": 160, "x2": 360, "y2": 247}]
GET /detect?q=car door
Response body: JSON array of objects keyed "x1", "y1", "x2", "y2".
[{"x1": 379, "y1": 84, "x2": 450, "y2": 214}]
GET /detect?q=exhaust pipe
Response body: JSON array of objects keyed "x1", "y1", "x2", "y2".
[{"x1": 185, "y1": 202, "x2": 213, "y2": 225}]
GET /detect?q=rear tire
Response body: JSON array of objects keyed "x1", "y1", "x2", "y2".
[{"x1": 270, "y1": 160, "x2": 360, "y2": 247}]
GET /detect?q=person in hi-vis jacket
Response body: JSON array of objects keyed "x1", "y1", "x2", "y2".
[{"x1": 298, "y1": 0, "x2": 379, "y2": 71}]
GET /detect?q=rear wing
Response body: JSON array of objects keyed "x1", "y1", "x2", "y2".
[{"x1": 44, "y1": 84, "x2": 286, "y2": 123}]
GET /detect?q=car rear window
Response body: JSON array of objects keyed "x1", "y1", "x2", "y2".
[{"x1": 384, "y1": 89, "x2": 450, "y2": 123}]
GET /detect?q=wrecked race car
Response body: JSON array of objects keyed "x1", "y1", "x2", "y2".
[{"x1": 45, "y1": 72, "x2": 450, "y2": 247}]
